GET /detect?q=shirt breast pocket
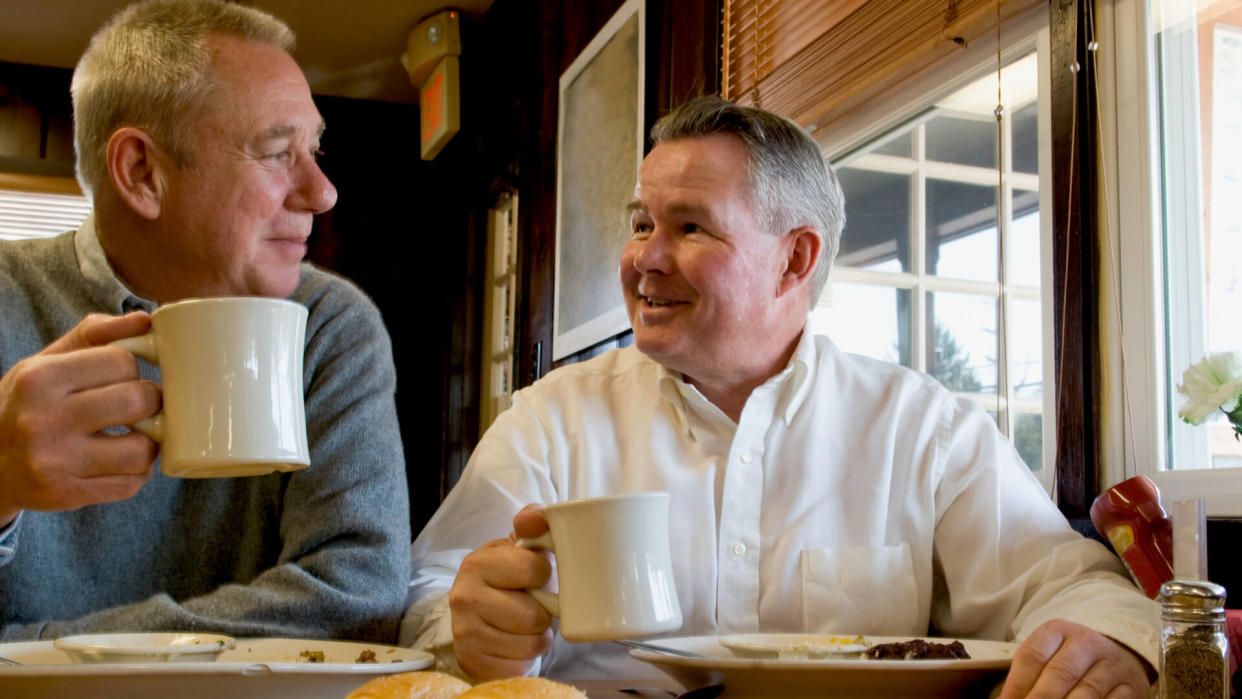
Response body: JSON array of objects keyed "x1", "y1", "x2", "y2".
[{"x1": 801, "y1": 543, "x2": 921, "y2": 635}]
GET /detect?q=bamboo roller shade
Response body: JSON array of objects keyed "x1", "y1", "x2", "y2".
[{"x1": 722, "y1": 0, "x2": 1046, "y2": 130}]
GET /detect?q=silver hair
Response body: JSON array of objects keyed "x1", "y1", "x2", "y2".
[
  {"x1": 649, "y1": 95, "x2": 845, "y2": 305},
  {"x1": 71, "y1": 0, "x2": 296, "y2": 197}
]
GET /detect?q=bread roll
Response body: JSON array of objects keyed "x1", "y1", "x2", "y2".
[
  {"x1": 345, "y1": 670, "x2": 472, "y2": 699},
  {"x1": 457, "y1": 677, "x2": 589, "y2": 698}
]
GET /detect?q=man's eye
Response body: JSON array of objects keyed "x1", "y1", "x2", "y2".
[
  {"x1": 311, "y1": 148, "x2": 325, "y2": 161},
  {"x1": 266, "y1": 150, "x2": 291, "y2": 162},
  {"x1": 682, "y1": 223, "x2": 702, "y2": 234},
  {"x1": 632, "y1": 222, "x2": 652, "y2": 236}
]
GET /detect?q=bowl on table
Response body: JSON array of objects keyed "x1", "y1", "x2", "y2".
[{"x1": 52, "y1": 633, "x2": 235, "y2": 664}]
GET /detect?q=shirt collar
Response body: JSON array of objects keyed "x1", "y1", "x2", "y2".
[
  {"x1": 74, "y1": 213, "x2": 157, "y2": 314},
  {"x1": 652, "y1": 326, "x2": 819, "y2": 436},
  {"x1": 779, "y1": 329, "x2": 817, "y2": 424}
]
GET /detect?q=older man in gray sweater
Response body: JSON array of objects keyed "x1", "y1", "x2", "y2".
[{"x1": 0, "y1": 0, "x2": 409, "y2": 641}]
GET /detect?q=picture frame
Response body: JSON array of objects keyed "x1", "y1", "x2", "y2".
[{"x1": 552, "y1": 0, "x2": 645, "y2": 360}]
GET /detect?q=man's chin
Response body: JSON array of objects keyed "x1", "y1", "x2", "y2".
[
  {"x1": 632, "y1": 334, "x2": 686, "y2": 368},
  {"x1": 252, "y1": 269, "x2": 303, "y2": 299}
]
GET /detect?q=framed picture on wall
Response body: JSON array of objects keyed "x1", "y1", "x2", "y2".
[{"x1": 552, "y1": 0, "x2": 645, "y2": 360}]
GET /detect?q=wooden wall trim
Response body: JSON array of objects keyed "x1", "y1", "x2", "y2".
[{"x1": 1049, "y1": 0, "x2": 1100, "y2": 518}]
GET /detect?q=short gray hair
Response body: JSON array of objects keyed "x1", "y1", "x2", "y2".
[
  {"x1": 650, "y1": 95, "x2": 845, "y2": 305},
  {"x1": 71, "y1": 0, "x2": 296, "y2": 197}
]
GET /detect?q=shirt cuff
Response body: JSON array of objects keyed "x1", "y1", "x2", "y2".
[{"x1": 0, "y1": 511, "x2": 22, "y2": 566}]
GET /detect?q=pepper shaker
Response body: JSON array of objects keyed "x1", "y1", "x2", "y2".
[{"x1": 1159, "y1": 580, "x2": 1229, "y2": 699}]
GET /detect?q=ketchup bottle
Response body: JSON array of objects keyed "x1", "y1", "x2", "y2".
[{"x1": 1090, "y1": 475, "x2": 1175, "y2": 599}]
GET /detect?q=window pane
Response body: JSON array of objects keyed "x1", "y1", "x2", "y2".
[
  {"x1": 1158, "y1": 7, "x2": 1242, "y2": 472},
  {"x1": 925, "y1": 113, "x2": 997, "y2": 168},
  {"x1": 1010, "y1": 298, "x2": 1043, "y2": 400},
  {"x1": 927, "y1": 291, "x2": 996, "y2": 393},
  {"x1": 837, "y1": 168, "x2": 911, "y2": 272},
  {"x1": 810, "y1": 283, "x2": 910, "y2": 367},
  {"x1": 1012, "y1": 101, "x2": 1039, "y2": 175},
  {"x1": 1009, "y1": 193, "x2": 1041, "y2": 287},
  {"x1": 1014, "y1": 412, "x2": 1043, "y2": 472},
  {"x1": 926, "y1": 180, "x2": 998, "y2": 281},
  {"x1": 873, "y1": 132, "x2": 912, "y2": 157}
]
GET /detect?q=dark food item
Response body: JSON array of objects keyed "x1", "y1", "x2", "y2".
[
  {"x1": 299, "y1": 649, "x2": 325, "y2": 663},
  {"x1": 864, "y1": 639, "x2": 971, "y2": 660},
  {"x1": 356, "y1": 649, "x2": 378, "y2": 663}
]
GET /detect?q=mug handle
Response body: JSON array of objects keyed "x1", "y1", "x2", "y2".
[
  {"x1": 515, "y1": 533, "x2": 559, "y2": 617},
  {"x1": 109, "y1": 334, "x2": 165, "y2": 443}
]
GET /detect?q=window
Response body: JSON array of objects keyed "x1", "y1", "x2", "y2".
[
  {"x1": 810, "y1": 19, "x2": 1055, "y2": 491},
  {"x1": 480, "y1": 190, "x2": 520, "y2": 434},
  {"x1": 0, "y1": 176, "x2": 90, "y2": 240},
  {"x1": 1111, "y1": 0, "x2": 1242, "y2": 514}
]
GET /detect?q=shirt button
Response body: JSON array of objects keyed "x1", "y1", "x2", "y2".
[
  {"x1": 732, "y1": 542, "x2": 747, "y2": 556},
  {"x1": 739, "y1": 452, "x2": 752, "y2": 464}
]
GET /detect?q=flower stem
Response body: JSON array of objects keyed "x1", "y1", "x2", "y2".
[{"x1": 1225, "y1": 404, "x2": 1242, "y2": 441}]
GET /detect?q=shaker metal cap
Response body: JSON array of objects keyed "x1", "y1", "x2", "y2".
[{"x1": 1159, "y1": 580, "x2": 1227, "y2": 610}]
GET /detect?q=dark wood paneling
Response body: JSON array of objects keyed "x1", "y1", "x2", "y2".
[
  {"x1": 1049, "y1": 0, "x2": 1099, "y2": 518},
  {"x1": 0, "y1": 61, "x2": 75, "y2": 177}
]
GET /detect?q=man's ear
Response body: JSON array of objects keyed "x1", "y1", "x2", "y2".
[
  {"x1": 776, "y1": 225, "x2": 823, "y2": 297},
  {"x1": 107, "y1": 127, "x2": 166, "y2": 220}
]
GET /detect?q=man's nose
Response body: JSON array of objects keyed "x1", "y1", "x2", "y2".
[
  {"x1": 632, "y1": 228, "x2": 673, "y2": 273},
  {"x1": 294, "y1": 159, "x2": 338, "y2": 214}
]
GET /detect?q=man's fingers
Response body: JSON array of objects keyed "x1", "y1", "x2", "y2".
[
  {"x1": 999, "y1": 626, "x2": 1065, "y2": 698},
  {"x1": 41, "y1": 312, "x2": 150, "y2": 355},
  {"x1": 1000, "y1": 620, "x2": 1151, "y2": 699},
  {"x1": 512, "y1": 504, "x2": 549, "y2": 540},
  {"x1": 474, "y1": 587, "x2": 554, "y2": 635},
  {"x1": 462, "y1": 543, "x2": 552, "y2": 591},
  {"x1": 79, "y1": 432, "x2": 160, "y2": 478},
  {"x1": 13, "y1": 347, "x2": 144, "y2": 404},
  {"x1": 458, "y1": 603, "x2": 553, "y2": 657},
  {"x1": 75, "y1": 472, "x2": 154, "y2": 506},
  {"x1": 65, "y1": 379, "x2": 160, "y2": 434}
]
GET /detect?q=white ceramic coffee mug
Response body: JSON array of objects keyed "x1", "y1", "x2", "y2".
[
  {"x1": 110, "y1": 297, "x2": 310, "y2": 478},
  {"x1": 517, "y1": 492, "x2": 683, "y2": 642}
]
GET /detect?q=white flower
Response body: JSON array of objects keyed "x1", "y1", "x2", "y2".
[{"x1": 1177, "y1": 351, "x2": 1242, "y2": 424}]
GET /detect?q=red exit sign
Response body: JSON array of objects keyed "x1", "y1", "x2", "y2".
[{"x1": 419, "y1": 56, "x2": 460, "y2": 160}]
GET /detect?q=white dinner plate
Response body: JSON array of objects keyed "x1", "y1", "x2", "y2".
[
  {"x1": 0, "y1": 637, "x2": 434, "y2": 699},
  {"x1": 628, "y1": 634, "x2": 1017, "y2": 698}
]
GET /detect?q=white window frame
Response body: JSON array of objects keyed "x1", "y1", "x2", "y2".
[
  {"x1": 814, "y1": 6, "x2": 1056, "y2": 491},
  {"x1": 479, "y1": 191, "x2": 520, "y2": 434},
  {"x1": 1105, "y1": 0, "x2": 1242, "y2": 515}
]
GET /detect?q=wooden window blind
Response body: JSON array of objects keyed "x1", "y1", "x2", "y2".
[{"x1": 722, "y1": 0, "x2": 1045, "y2": 130}]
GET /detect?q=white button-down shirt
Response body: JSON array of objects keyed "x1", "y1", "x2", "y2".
[{"x1": 403, "y1": 332, "x2": 1158, "y2": 679}]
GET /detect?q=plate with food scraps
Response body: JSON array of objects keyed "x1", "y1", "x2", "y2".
[
  {"x1": 0, "y1": 637, "x2": 433, "y2": 699},
  {"x1": 628, "y1": 634, "x2": 1017, "y2": 699}
]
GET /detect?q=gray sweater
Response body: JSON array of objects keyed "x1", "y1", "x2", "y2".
[{"x1": 0, "y1": 225, "x2": 411, "y2": 642}]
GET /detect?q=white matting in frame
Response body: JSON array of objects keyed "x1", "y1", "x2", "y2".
[{"x1": 552, "y1": 0, "x2": 644, "y2": 360}]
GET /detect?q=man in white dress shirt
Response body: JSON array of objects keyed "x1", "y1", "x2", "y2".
[{"x1": 403, "y1": 96, "x2": 1159, "y2": 697}]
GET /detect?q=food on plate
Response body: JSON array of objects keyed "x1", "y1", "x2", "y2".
[
  {"x1": 355, "y1": 649, "x2": 378, "y2": 663},
  {"x1": 457, "y1": 676, "x2": 589, "y2": 698},
  {"x1": 863, "y1": 639, "x2": 971, "y2": 660},
  {"x1": 345, "y1": 670, "x2": 472, "y2": 699},
  {"x1": 720, "y1": 633, "x2": 870, "y2": 659},
  {"x1": 300, "y1": 649, "x2": 326, "y2": 662}
]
